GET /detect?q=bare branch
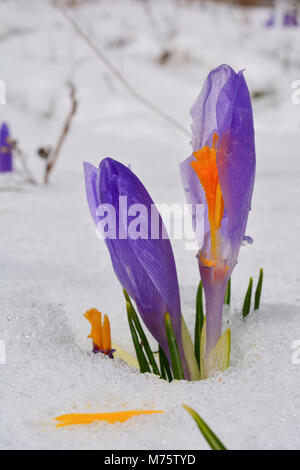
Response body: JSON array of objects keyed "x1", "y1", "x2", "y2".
[
  {"x1": 53, "y1": 0, "x2": 190, "y2": 138},
  {"x1": 44, "y1": 83, "x2": 77, "y2": 184}
]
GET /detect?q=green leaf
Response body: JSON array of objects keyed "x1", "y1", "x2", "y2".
[
  {"x1": 242, "y1": 277, "x2": 253, "y2": 318},
  {"x1": 165, "y1": 313, "x2": 185, "y2": 380},
  {"x1": 124, "y1": 290, "x2": 160, "y2": 375},
  {"x1": 224, "y1": 277, "x2": 231, "y2": 306},
  {"x1": 183, "y1": 405, "x2": 227, "y2": 450},
  {"x1": 194, "y1": 281, "x2": 204, "y2": 370},
  {"x1": 126, "y1": 302, "x2": 151, "y2": 374},
  {"x1": 123, "y1": 289, "x2": 131, "y2": 303},
  {"x1": 159, "y1": 345, "x2": 173, "y2": 382},
  {"x1": 254, "y1": 268, "x2": 263, "y2": 310},
  {"x1": 200, "y1": 318, "x2": 231, "y2": 379},
  {"x1": 158, "y1": 347, "x2": 167, "y2": 381}
]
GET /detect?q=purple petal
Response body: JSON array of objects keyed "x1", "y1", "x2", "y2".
[
  {"x1": 216, "y1": 70, "x2": 256, "y2": 263},
  {"x1": 180, "y1": 65, "x2": 238, "y2": 250},
  {"x1": 0, "y1": 123, "x2": 13, "y2": 173},
  {"x1": 180, "y1": 65, "x2": 255, "y2": 265},
  {"x1": 83, "y1": 162, "x2": 99, "y2": 226},
  {"x1": 191, "y1": 64, "x2": 236, "y2": 151},
  {"x1": 84, "y1": 158, "x2": 190, "y2": 379},
  {"x1": 180, "y1": 155, "x2": 209, "y2": 249}
]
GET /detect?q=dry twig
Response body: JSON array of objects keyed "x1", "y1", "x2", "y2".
[
  {"x1": 44, "y1": 83, "x2": 77, "y2": 184},
  {"x1": 53, "y1": 0, "x2": 190, "y2": 138}
]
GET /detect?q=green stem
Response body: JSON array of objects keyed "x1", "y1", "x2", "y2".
[
  {"x1": 254, "y1": 268, "x2": 263, "y2": 310},
  {"x1": 194, "y1": 281, "x2": 204, "y2": 370},
  {"x1": 242, "y1": 277, "x2": 253, "y2": 318},
  {"x1": 224, "y1": 277, "x2": 231, "y2": 306},
  {"x1": 126, "y1": 302, "x2": 151, "y2": 373},
  {"x1": 159, "y1": 346, "x2": 173, "y2": 382},
  {"x1": 165, "y1": 313, "x2": 185, "y2": 380}
]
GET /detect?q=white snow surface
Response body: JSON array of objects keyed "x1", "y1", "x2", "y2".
[{"x1": 1, "y1": 0, "x2": 300, "y2": 450}]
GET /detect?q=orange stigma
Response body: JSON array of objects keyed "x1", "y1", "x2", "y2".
[
  {"x1": 191, "y1": 134, "x2": 224, "y2": 265},
  {"x1": 84, "y1": 308, "x2": 113, "y2": 356}
]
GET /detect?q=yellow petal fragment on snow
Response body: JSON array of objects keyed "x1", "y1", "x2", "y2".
[
  {"x1": 181, "y1": 318, "x2": 200, "y2": 381},
  {"x1": 54, "y1": 410, "x2": 163, "y2": 428},
  {"x1": 112, "y1": 343, "x2": 139, "y2": 369}
]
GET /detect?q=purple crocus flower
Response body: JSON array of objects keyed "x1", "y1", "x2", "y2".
[
  {"x1": 0, "y1": 123, "x2": 13, "y2": 172},
  {"x1": 283, "y1": 11, "x2": 298, "y2": 27},
  {"x1": 84, "y1": 158, "x2": 191, "y2": 379},
  {"x1": 265, "y1": 13, "x2": 276, "y2": 28},
  {"x1": 265, "y1": 10, "x2": 299, "y2": 28},
  {"x1": 180, "y1": 65, "x2": 256, "y2": 355}
]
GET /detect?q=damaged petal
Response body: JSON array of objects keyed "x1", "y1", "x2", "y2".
[{"x1": 84, "y1": 308, "x2": 115, "y2": 358}]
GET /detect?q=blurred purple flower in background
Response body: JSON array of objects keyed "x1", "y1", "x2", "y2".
[
  {"x1": 84, "y1": 158, "x2": 191, "y2": 379},
  {"x1": 265, "y1": 13, "x2": 276, "y2": 28},
  {"x1": 283, "y1": 11, "x2": 298, "y2": 27},
  {"x1": 264, "y1": 9, "x2": 298, "y2": 28},
  {"x1": 0, "y1": 123, "x2": 13, "y2": 173},
  {"x1": 180, "y1": 65, "x2": 256, "y2": 355}
]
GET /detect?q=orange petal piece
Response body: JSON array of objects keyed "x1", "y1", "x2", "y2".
[
  {"x1": 102, "y1": 314, "x2": 112, "y2": 352},
  {"x1": 54, "y1": 410, "x2": 163, "y2": 428},
  {"x1": 84, "y1": 309, "x2": 113, "y2": 355},
  {"x1": 84, "y1": 308, "x2": 103, "y2": 350}
]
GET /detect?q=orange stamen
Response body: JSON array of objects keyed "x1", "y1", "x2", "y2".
[
  {"x1": 54, "y1": 410, "x2": 163, "y2": 428},
  {"x1": 198, "y1": 252, "x2": 216, "y2": 268},
  {"x1": 191, "y1": 133, "x2": 224, "y2": 264}
]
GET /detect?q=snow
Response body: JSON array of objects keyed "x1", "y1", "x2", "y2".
[{"x1": 1, "y1": 0, "x2": 300, "y2": 450}]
